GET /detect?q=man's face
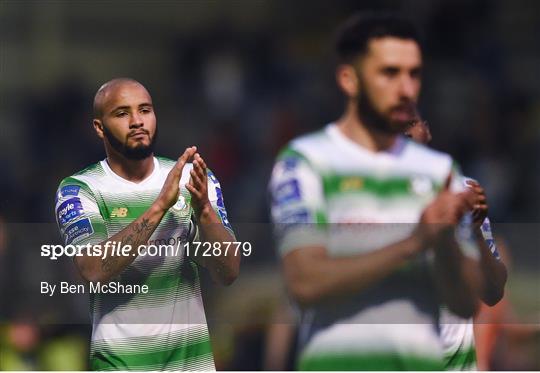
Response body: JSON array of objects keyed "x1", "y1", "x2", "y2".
[
  {"x1": 354, "y1": 37, "x2": 422, "y2": 133},
  {"x1": 98, "y1": 82, "x2": 157, "y2": 160}
]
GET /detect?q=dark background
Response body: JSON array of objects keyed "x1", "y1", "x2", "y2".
[{"x1": 0, "y1": 0, "x2": 539, "y2": 370}]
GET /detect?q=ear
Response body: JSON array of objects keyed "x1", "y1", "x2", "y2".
[
  {"x1": 336, "y1": 64, "x2": 359, "y2": 98},
  {"x1": 93, "y1": 119, "x2": 104, "y2": 140}
]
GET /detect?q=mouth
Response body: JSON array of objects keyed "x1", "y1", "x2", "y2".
[
  {"x1": 128, "y1": 130, "x2": 149, "y2": 140},
  {"x1": 390, "y1": 104, "x2": 415, "y2": 122}
]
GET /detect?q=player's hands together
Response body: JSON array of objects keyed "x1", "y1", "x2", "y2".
[
  {"x1": 416, "y1": 176, "x2": 476, "y2": 246},
  {"x1": 155, "y1": 146, "x2": 197, "y2": 212},
  {"x1": 186, "y1": 153, "x2": 211, "y2": 218},
  {"x1": 465, "y1": 180, "x2": 488, "y2": 230}
]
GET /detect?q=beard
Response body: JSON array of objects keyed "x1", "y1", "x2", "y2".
[
  {"x1": 102, "y1": 125, "x2": 157, "y2": 160},
  {"x1": 356, "y1": 77, "x2": 414, "y2": 135}
]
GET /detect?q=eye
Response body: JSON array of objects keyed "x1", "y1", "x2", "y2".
[
  {"x1": 410, "y1": 67, "x2": 422, "y2": 79},
  {"x1": 140, "y1": 107, "x2": 152, "y2": 114},
  {"x1": 116, "y1": 111, "x2": 127, "y2": 117},
  {"x1": 381, "y1": 67, "x2": 399, "y2": 78}
]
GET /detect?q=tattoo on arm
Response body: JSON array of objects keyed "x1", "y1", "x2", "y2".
[{"x1": 101, "y1": 218, "x2": 157, "y2": 274}]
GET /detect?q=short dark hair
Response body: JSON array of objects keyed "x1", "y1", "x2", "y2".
[{"x1": 335, "y1": 12, "x2": 421, "y2": 64}]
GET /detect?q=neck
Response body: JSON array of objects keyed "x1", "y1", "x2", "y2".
[
  {"x1": 105, "y1": 148, "x2": 155, "y2": 183},
  {"x1": 335, "y1": 101, "x2": 397, "y2": 152}
]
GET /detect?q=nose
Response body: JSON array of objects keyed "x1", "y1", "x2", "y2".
[
  {"x1": 129, "y1": 112, "x2": 144, "y2": 129},
  {"x1": 398, "y1": 75, "x2": 417, "y2": 100}
]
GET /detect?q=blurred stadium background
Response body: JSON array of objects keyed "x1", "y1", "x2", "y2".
[{"x1": 0, "y1": 0, "x2": 539, "y2": 370}]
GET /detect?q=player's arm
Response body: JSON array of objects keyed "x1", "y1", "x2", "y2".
[
  {"x1": 270, "y1": 154, "x2": 426, "y2": 308},
  {"x1": 282, "y1": 181, "x2": 481, "y2": 318},
  {"x1": 281, "y1": 235, "x2": 425, "y2": 307},
  {"x1": 64, "y1": 147, "x2": 196, "y2": 283},
  {"x1": 466, "y1": 180, "x2": 507, "y2": 305},
  {"x1": 186, "y1": 153, "x2": 240, "y2": 286},
  {"x1": 428, "y1": 173, "x2": 486, "y2": 319}
]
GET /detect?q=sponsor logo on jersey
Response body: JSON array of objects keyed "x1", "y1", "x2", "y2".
[
  {"x1": 218, "y1": 209, "x2": 233, "y2": 231},
  {"x1": 56, "y1": 185, "x2": 81, "y2": 204},
  {"x1": 480, "y1": 219, "x2": 500, "y2": 259},
  {"x1": 57, "y1": 197, "x2": 84, "y2": 226},
  {"x1": 282, "y1": 157, "x2": 299, "y2": 171},
  {"x1": 172, "y1": 195, "x2": 188, "y2": 211},
  {"x1": 273, "y1": 179, "x2": 301, "y2": 206},
  {"x1": 215, "y1": 187, "x2": 225, "y2": 209},
  {"x1": 61, "y1": 185, "x2": 81, "y2": 197},
  {"x1": 340, "y1": 177, "x2": 363, "y2": 192},
  {"x1": 207, "y1": 170, "x2": 218, "y2": 185},
  {"x1": 280, "y1": 208, "x2": 310, "y2": 224},
  {"x1": 64, "y1": 218, "x2": 94, "y2": 244},
  {"x1": 110, "y1": 207, "x2": 129, "y2": 218}
]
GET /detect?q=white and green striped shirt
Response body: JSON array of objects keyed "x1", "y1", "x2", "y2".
[
  {"x1": 55, "y1": 156, "x2": 232, "y2": 371},
  {"x1": 270, "y1": 123, "x2": 476, "y2": 370}
]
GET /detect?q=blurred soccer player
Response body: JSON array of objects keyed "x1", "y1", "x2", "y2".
[
  {"x1": 54, "y1": 78, "x2": 239, "y2": 370},
  {"x1": 405, "y1": 112, "x2": 507, "y2": 370},
  {"x1": 269, "y1": 13, "x2": 483, "y2": 370}
]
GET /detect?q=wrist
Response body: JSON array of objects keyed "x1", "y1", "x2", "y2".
[
  {"x1": 406, "y1": 231, "x2": 427, "y2": 257},
  {"x1": 151, "y1": 200, "x2": 169, "y2": 215},
  {"x1": 194, "y1": 202, "x2": 216, "y2": 223}
]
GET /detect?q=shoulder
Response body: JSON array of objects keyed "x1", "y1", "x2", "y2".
[
  {"x1": 284, "y1": 127, "x2": 331, "y2": 159},
  {"x1": 57, "y1": 162, "x2": 104, "y2": 196},
  {"x1": 276, "y1": 126, "x2": 333, "y2": 173}
]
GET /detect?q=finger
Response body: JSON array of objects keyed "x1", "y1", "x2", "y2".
[
  {"x1": 185, "y1": 182, "x2": 200, "y2": 197},
  {"x1": 198, "y1": 156, "x2": 208, "y2": 173},
  {"x1": 190, "y1": 169, "x2": 203, "y2": 187},
  {"x1": 193, "y1": 160, "x2": 207, "y2": 181},
  {"x1": 472, "y1": 186, "x2": 485, "y2": 195},
  {"x1": 466, "y1": 179, "x2": 479, "y2": 187},
  {"x1": 476, "y1": 194, "x2": 487, "y2": 203},
  {"x1": 475, "y1": 205, "x2": 488, "y2": 214},
  {"x1": 176, "y1": 146, "x2": 197, "y2": 171},
  {"x1": 460, "y1": 189, "x2": 477, "y2": 210}
]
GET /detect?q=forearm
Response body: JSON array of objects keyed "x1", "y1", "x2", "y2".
[
  {"x1": 75, "y1": 203, "x2": 166, "y2": 283},
  {"x1": 475, "y1": 228, "x2": 507, "y2": 305},
  {"x1": 433, "y1": 230, "x2": 482, "y2": 318},
  {"x1": 284, "y1": 234, "x2": 424, "y2": 307},
  {"x1": 195, "y1": 203, "x2": 240, "y2": 285}
]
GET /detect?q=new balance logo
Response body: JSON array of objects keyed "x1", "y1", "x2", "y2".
[{"x1": 110, "y1": 207, "x2": 128, "y2": 218}]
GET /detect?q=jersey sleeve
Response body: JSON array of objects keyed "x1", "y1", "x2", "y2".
[
  {"x1": 269, "y1": 148, "x2": 327, "y2": 256},
  {"x1": 55, "y1": 177, "x2": 108, "y2": 246},
  {"x1": 206, "y1": 169, "x2": 235, "y2": 238}
]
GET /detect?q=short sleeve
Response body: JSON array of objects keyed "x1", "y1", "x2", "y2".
[
  {"x1": 206, "y1": 169, "x2": 235, "y2": 238},
  {"x1": 269, "y1": 148, "x2": 327, "y2": 256},
  {"x1": 55, "y1": 178, "x2": 108, "y2": 246}
]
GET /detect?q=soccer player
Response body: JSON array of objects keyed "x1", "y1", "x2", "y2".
[
  {"x1": 54, "y1": 78, "x2": 240, "y2": 370},
  {"x1": 269, "y1": 13, "x2": 483, "y2": 370},
  {"x1": 405, "y1": 115, "x2": 507, "y2": 370}
]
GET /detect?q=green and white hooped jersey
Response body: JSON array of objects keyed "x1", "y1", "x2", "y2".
[
  {"x1": 440, "y1": 178, "x2": 501, "y2": 371},
  {"x1": 269, "y1": 123, "x2": 476, "y2": 371},
  {"x1": 55, "y1": 156, "x2": 233, "y2": 371}
]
